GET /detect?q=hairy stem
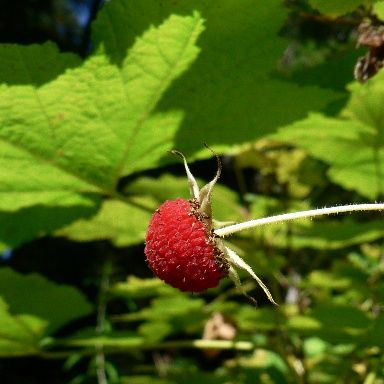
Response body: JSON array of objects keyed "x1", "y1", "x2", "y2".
[{"x1": 215, "y1": 203, "x2": 384, "y2": 237}]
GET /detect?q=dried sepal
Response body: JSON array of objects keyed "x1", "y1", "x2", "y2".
[
  {"x1": 170, "y1": 148, "x2": 277, "y2": 305},
  {"x1": 225, "y1": 247, "x2": 277, "y2": 305}
]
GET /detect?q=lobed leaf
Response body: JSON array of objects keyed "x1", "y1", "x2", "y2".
[
  {"x1": 0, "y1": 0, "x2": 353, "y2": 249},
  {"x1": 0, "y1": 12, "x2": 204, "y2": 247}
]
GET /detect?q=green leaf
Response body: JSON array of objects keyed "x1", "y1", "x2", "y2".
[
  {"x1": 284, "y1": 219, "x2": 384, "y2": 250},
  {"x1": 303, "y1": 337, "x2": 329, "y2": 358},
  {"x1": 126, "y1": 174, "x2": 242, "y2": 222},
  {"x1": 364, "y1": 315, "x2": 384, "y2": 347},
  {"x1": 235, "y1": 307, "x2": 280, "y2": 332},
  {"x1": 272, "y1": 112, "x2": 384, "y2": 199},
  {"x1": 110, "y1": 276, "x2": 177, "y2": 299},
  {"x1": 0, "y1": 199, "x2": 100, "y2": 251},
  {"x1": 0, "y1": 141, "x2": 100, "y2": 212},
  {"x1": 93, "y1": 0, "x2": 347, "y2": 157},
  {"x1": 308, "y1": 0, "x2": 374, "y2": 16},
  {"x1": 138, "y1": 321, "x2": 173, "y2": 342},
  {"x1": 343, "y1": 70, "x2": 384, "y2": 130},
  {"x1": 247, "y1": 197, "x2": 384, "y2": 251},
  {"x1": 0, "y1": 12, "x2": 204, "y2": 247},
  {"x1": 373, "y1": 1, "x2": 384, "y2": 20},
  {"x1": 142, "y1": 295, "x2": 206, "y2": 320},
  {"x1": 306, "y1": 270, "x2": 352, "y2": 290},
  {"x1": 169, "y1": 372, "x2": 227, "y2": 384},
  {"x1": 0, "y1": 12, "x2": 203, "y2": 196},
  {"x1": 0, "y1": 0, "x2": 355, "y2": 250},
  {"x1": 0, "y1": 297, "x2": 47, "y2": 357},
  {"x1": 236, "y1": 349, "x2": 289, "y2": 375},
  {"x1": 273, "y1": 67, "x2": 384, "y2": 199},
  {"x1": 121, "y1": 376, "x2": 172, "y2": 384},
  {"x1": 0, "y1": 267, "x2": 93, "y2": 334},
  {"x1": 135, "y1": 294, "x2": 207, "y2": 340},
  {"x1": 288, "y1": 304, "x2": 370, "y2": 344},
  {"x1": 56, "y1": 198, "x2": 153, "y2": 247},
  {"x1": 0, "y1": 42, "x2": 80, "y2": 86},
  {"x1": 59, "y1": 174, "x2": 242, "y2": 246},
  {"x1": 0, "y1": 267, "x2": 93, "y2": 357}
]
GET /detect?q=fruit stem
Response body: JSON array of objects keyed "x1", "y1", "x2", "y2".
[{"x1": 214, "y1": 203, "x2": 384, "y2": 237}]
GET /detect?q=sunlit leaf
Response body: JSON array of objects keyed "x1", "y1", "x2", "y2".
[
  {"x1": 0, "y1": 12, "x2": 204, "y2": 247},
  {"x1": 373, "y1": 1, "x2": 384, "y2": 20},
  {"x1": 93, "y1": 0, "x2": 348, "y2": 157},
  {"x1": 110, "y1": 276, "x2": 177, "y2": 299}
]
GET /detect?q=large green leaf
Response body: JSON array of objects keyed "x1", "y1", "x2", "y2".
[
  {"x1": 0, "y1": 268, "x2": 93, "y2": 335},
  {"x1": 102, "y1": 0, "x2": 346, "y2": 156},
  {"x1": 0, "y1": 12, "x2": 203, "y2": 201},
  {"x1": 0, "y1": 12, "x2": 204, "y2": 247},
  {"x1": 272, "y1": 70, "x2": 384, "y2": 200},
  {"x1": 0, "y1": 0, "x2": 352, "y2": 249}
]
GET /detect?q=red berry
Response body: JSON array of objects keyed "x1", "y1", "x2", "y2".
[{"x1": 145, "y1": 198, "x2": 228, "y2": 292}]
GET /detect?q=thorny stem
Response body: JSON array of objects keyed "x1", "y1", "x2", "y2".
[{"x1": 215, "y1": 203, "x2": 384, "y2": 237}]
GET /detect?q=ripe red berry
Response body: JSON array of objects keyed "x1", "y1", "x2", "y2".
[
  {"x1": 145, "y1": 198, "x2": 228, "y2": 292},
  {"x1": 143, "y1": 149, "x2": 276, "y2": 304}
]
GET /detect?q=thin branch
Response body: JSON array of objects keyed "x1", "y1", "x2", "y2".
[
  {"x1": 215, "y1": 203, "x2": 384, "y2": 237},
  {"x1": 95, "y1": 265, "x2": 110, "y2": 384},
  {"x1": 39, "y1": 339, "x2": 256, "y2": 359}
]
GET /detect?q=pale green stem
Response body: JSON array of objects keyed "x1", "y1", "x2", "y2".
[
  {"x1": 41, "y1": 339, "x2": 256, "y2": 359},
  {"x1": 215, "y1": 203, "x2": 384, "y2": 237},
  {"x1": 95, "y1": 267, "x2": 110, "y2": 384}
]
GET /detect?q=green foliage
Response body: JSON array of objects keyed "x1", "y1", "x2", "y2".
[
  {"x1": 1, "y1": 0, "x2": 384, "y2": 383},
  {"x1": 374, "y1": 1, "x2": 384, "y2": 19},
  {"x1": 0, "y1": 297, "x2": 47, "y2": 357},
  {"x1": 0, "y1": 10, "x2": 204, "y2": 249},
  {"x1": 273, "y1": 67, "x2": 384, "y2": 199},
  {"x1": 0, "y1": 268, "x2": 92, "y2": 356},
  {"x1": 308, "y1": 0, "x2": 375, "y2": 16}
]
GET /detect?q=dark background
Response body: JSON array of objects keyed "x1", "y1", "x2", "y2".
[{"x1": 0, "y1": 0, "x2": 103, "y2": 55}]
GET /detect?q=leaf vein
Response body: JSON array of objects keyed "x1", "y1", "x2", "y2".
[{"x1": 112, "y1": 15, "x2": 201, "y2": 185}]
